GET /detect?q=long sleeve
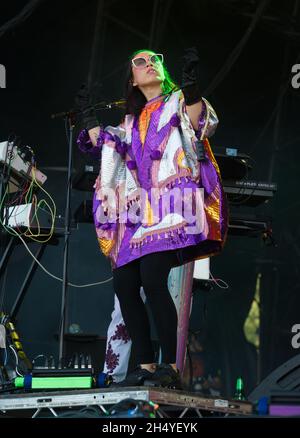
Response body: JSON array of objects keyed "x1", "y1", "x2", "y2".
[
  {"x1": 195, "y1": 97, "x2": 219, "y2": 140},
  {"x1": 76, "y1": 127, "x2": 105, "y2": 160},
  {"x1": 179, "y1": 94, "x2": 218, "y2": 141},
  {"x1": 77, "y1": 122, "x2": 129, "y2": 260}
]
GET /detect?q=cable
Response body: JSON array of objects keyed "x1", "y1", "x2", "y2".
[
  {"x1": 6, "y1": 180, "x2": 30, "y2": 208},
  {"x1": 8, "y1": 345, "x2": 23, "y2": 377},
  {"x1": 48, "y1": 406, "x2": 105, "y2": 419},
  {"x1": 0, "y1": 145, "x2": 111, "y2": 288},
  {"x1": 31, "y1": 354, "x2": 47, "y2": 368},
  {"x1": 0, "y1": 161, "x2": 57, "y2": 243},
  {"x1": 209, "y1": 271, "x2": 229, "y2": 290},
  {"x1": 2, "y1": 347, "x2": 8, "y2": 366},
  {"x1": 23, "y1": 166, "x2": 56, "y2": 242}
]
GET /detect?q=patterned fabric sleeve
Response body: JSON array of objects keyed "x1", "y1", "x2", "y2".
[
  {"x1": 194, "y1": 97, "x2": 219, "y2": 140},
  {"x1": 179, "y1": 94, "x2": 218, "y2": 140},
  {"x1": 76, "y1": 127, "x2": 105, "y2": 160},
  {"x1": 89, "y1": 123, "x2": 127, "y2": 258}
]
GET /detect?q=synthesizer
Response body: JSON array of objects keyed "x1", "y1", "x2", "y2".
[{"x1": 0, "y1": 141, "x2": 47, "y2": 192}]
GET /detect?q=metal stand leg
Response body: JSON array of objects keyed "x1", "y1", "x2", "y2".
[
  {"x1": 10, "y1": 243, "x2": 46, "y2": 320},
  {"x1": 0, "y1": 236, "x2": 15, "y2": 276}
]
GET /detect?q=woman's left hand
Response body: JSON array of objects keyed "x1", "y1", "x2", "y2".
[{"x1": 181, "y1": 47, "x2": 202, "y2": 106}]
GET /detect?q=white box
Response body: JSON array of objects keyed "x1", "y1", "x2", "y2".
[
  {"x1": 7, "y1": 203, "x2": 33, "y2": 228},
  {"x1": 193, "y1": 258, "x2": 210, "y2": 280}
]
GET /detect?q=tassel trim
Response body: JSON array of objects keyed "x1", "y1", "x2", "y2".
[{"x1": 129, "y1": 224, "x2": 187, "y2": 249}]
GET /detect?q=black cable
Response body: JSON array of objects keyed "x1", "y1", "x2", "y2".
[{"x1": 52, "y1": 406, "x2": 104, "y2": 418}]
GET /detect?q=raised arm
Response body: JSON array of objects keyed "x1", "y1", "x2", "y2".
[
  {"x1": 88, "y1": 126, "x2": 101, "y2": 146},
  {"x1": 75, "y1": 83, "x2": 104, "y2": 159},
  {"x1": 75, "y1": 84, "x2": 101, "y2": 145}
]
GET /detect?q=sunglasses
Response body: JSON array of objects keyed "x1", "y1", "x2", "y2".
[{"x1": 131, "y1": 53, "x2": 164, "y2": 69}]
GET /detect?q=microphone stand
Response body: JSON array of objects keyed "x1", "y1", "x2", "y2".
[
  {"x1": 52, "y1": 99, "x2": 125, "y2": 367},
  {"x1": 51, "y1": 99, "x2": 125, "y2": 120},
  {"x1": 57, "y1": 111, "x2": 75, "y2": 366}
]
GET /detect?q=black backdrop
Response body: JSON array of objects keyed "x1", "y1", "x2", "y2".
[{"x1": 1, "y1": 0, "x2": 300, "y2": 397}]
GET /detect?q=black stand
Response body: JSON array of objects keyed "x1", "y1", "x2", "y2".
[
  {"x1": 51, "y1": 99, "x2": 123, "y2": 366},
  {"x1": 0, "y1": 141, "x2": 15, "y2": 317},
  {"x1": 0, "y1": 140, "x2": 56, "y2": 375},
  {"x1": 0, "y1": 235, "x2": 53, "y2": 373},
  {"x1": 0, "y1": 141, "x2": 12, "y2": 225},
  {"x1": 0, "y1": 239, "x2": 47, "y2": 319},
  {"x1": 58, "y1": 114, "x2": 75, "y2": 365},
  {"x1": 0, "y1": 141, "x2": 13, "y2": 270},
  {"x1": 10, "y1": 244, "x2": 46, "y2": 321}
]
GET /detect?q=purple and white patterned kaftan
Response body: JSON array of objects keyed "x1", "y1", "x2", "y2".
[{"x1": 77, "y1": 90, "x2": 228, "y2": 270}]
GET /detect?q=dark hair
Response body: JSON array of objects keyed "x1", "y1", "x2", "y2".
[{"x1": 124, "y1": 49, "x2": 178, "y2": 116}]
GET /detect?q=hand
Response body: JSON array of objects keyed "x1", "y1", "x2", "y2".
[
  {"x1": 75, "y1": 83, "x2": 99, "y2": 130},
  {"x1": 182, "y1": 47, "x2": 200, "y2": 87},
  {"x1": 75, "y1": 83, "x2": 91, "y2": 111},
  {"x1": 181, "y1": 47, "x2": 202, "y2": 105}
]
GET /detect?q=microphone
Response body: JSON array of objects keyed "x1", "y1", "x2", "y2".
[
  {"x1": 18, "y1": 144, "x2": 35, "y2": 164},
  {"x1": 194, "y1": 139, "x2": 206, "y2": 162},
  {"x1": 94, "y1": 99, "x2": 126, "y2": 110},
  {"x1": 51, "y1": 99, "x2": 126, "y2": 119},
  {"x1": 178, "y1": 125, "x2": 207, "y2": 162}
]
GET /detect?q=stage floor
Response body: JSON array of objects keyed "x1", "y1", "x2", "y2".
[{"x1": 0, "y1": 386, "x2": 253, "y2": 418}]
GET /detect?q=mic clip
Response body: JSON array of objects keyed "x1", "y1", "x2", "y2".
[{"x1": 194, "y1": 140, "x2": 207, "y2": 162}]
